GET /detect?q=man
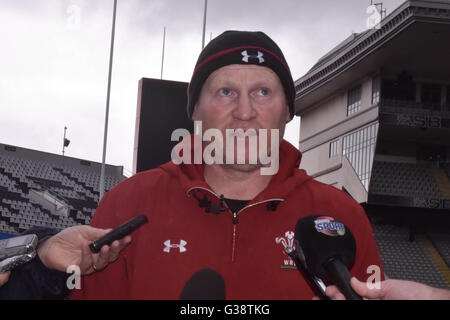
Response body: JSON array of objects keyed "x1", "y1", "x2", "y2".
[{"x1": 70, "y1": 30, "x2": 383, "y2": 299}]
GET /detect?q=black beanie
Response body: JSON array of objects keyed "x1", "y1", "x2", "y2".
[{"x1": 187, "y1": 30, "x2": 295, "y2": 120}]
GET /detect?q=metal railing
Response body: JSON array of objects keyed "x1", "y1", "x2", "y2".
[{"x1": 380, "y1": 99, "x2": 450, "y2": 117}]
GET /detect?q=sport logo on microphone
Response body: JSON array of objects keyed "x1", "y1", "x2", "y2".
[{"x1": 314, "y1": 216, "x2": 345, "y2": 237}]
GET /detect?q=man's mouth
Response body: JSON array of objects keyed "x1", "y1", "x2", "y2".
[{"x1": 227, "y1": 128, "x2": 258, "y2": 137}]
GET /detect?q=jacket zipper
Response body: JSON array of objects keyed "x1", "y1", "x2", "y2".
[
  {"x1": 232, "y1": 212, "x2": 238, "y2": 262},
  {"x1": 186, "y1": 187, "x2": 284, "y2": 262},
  {"x1": 230, "y1": 199, "x2": 285, "y2": 262}
]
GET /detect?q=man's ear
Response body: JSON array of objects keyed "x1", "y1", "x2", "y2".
[
  {"x1": 285, "y1": 105, "x2": 292, "y2": 123},
  {"x1": 192, "y1": 104, "x2": 199, "y2": 121}
]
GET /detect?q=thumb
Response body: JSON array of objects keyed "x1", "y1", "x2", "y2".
[
  {"x1": 0, "y1": 272, "x2": 11, "y2": 287},
  {"x1": 351, "y1": 277, "x2": 382, "y2": 299},
  {"x1": 80, "y1": 226, "x2": 112, "y2": 242}
]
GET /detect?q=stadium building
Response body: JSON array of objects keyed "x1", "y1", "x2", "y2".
[{"x1": 296, "y1": 0, "x2": 450, "y2": 288}]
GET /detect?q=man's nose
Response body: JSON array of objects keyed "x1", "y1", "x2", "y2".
[{"x1": 232, "y1": 93, "x2": 257, "y2": 121}]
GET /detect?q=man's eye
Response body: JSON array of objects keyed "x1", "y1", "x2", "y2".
[
  {"x1": 219, "y1": 88, "x2": 232, "y2": 96},
  {"x1": 257, "y1": 88, "x2": 269, "y2": 96}
]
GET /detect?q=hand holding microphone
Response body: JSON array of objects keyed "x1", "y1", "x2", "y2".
[
  {"x1": 38, "y1": 214, "x2": 147, "y2": 275},
  {"x1": 325, "y1": 277, "x2": 450, "y2": 300},
  {"x1": 37, "y1": 225, "x2": 132, "y2": 275}
]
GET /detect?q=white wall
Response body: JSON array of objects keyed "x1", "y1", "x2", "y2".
[
  {"x1": 299, "y1": 92, "x2": 347, "y2": 141},
  {"x1": 298, "y1": 76, "x2": 374, "y2": 204},
  {"x1": 300, "y1": 141, "x2": 342, "y2": 175},
  {"x1": 299, "y1": 77, "x2": 374, "y2": 143}
]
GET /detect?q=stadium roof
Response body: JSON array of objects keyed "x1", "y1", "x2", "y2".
[
  {"x1": 294, "y1": 0, "x2": 450, "y2": 115},
  {"x1": 308, "y1": 0, "x2": 450, "y2": 74},
  {"x1": 307, "y1": 31, "x2": 369, "y2": 74},
  {"x1": 0, "y1": 142, "x2": 124, "y2": 177}
]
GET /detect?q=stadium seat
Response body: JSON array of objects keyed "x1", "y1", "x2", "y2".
[
  {"x1": 373, "y1": 224, "x2": 449, "y2": 289},
  {"x1": 370, "y1": 161, "x2": 441, "y2": 198}
]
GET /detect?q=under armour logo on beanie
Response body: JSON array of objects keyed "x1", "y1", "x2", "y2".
[
  {"x1": 241, "y1": 50, "x2": 265, "y2": 63},
  {"x1": 187, "y1": 30, "x2": 296, "y2": 120}
]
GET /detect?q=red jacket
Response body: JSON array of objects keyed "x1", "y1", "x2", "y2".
[{"x1": 71, "y1": 140, "x2": 383, "y2": 299}]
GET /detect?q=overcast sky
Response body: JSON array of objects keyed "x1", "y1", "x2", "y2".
[{"x1": 0, "y1": 0, "x2": 405, "y2": 175}]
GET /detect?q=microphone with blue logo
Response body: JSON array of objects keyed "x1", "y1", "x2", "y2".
[{"x1": 289, "y1": 215, "x2": 362, "y2": 300}]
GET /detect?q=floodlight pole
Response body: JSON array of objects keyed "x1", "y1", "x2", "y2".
[
  {"x1": 161, "y1": 26, "x2": 166, "y2": 79},
  {"x1": 201, "y1": 0, "x2": 208, "y2": 49},
  {"x1": 99, "y1": 0, "x2": 117, "y2": 202}
]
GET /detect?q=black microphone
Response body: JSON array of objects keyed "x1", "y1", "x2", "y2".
[
  {"x1": 294, "y1": 215, "x2": 362, "y2": 300},
  {"x1": 285, "y1": 245, "x2": 330, "y2": 300},
  {"x1": 89, "y1": 215, "x2": 148, "y2": 253},
  {"x1": 179, "y1": 269, "x2": 226, "y2": 300}
]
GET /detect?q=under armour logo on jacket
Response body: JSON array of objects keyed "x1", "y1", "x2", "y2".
[
  {"x1": 241, "y1": 50, "x2": 264, "y2": 63},
  {"x1": 163, "y1": 240, "x2": 187, "y2": 253}
]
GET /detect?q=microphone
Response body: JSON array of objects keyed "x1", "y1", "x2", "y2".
[
  {"x1": 294, "y1": 215, "x2": 362, "y2": 300},
  {"x1": 179, "y1": 269, "x2": 226, "y2": 300},
  {"x1": 285, "y1": 245, "x2": 330, "y2": 300},
  {"x1": 90, "y1": 215, "x2": 148, "y2": 253}
]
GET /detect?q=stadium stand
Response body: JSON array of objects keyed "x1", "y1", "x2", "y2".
[
  {"x1": 427, "y1": 231, "x2": 450, "y2": 268},
  {"x1": 444, "y1": 163, "x2": 450, "y2": 180},
  {"x1": 373, "y1": 224, "x2": 449, "y2": 289},
  {"x1": 0, "y1": 143, "x2": 125, "y2": 235},
  {"x1": 370, "y1": 161, "x2": 441, "y2": 199}
]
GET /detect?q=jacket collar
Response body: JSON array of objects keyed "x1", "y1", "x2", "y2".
[{"x1": 160, "y1": 135, "x2": 312, "y2": 209}]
